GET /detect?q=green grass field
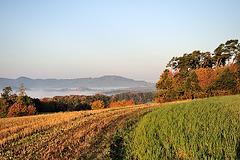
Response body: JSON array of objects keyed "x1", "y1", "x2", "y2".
[{"x1": 128, "y1": 95, "x2": 240, "y2": 159}]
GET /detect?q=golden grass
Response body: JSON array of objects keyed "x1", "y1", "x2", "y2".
[{"x1": 0, "y1": 103, "x2": 161, "y2": 159}]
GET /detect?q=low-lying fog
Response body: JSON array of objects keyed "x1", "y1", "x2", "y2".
[{"x1": 24, "y1": 87, "x2": 126, "y2": 98}]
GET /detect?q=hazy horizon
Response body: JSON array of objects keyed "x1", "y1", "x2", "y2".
[
  {"x1": 1, "y1": 0, "x2": 240, "y2": 82},
  {"x1": 0, "y1": 74, "x2": 155, "y2": 83}
]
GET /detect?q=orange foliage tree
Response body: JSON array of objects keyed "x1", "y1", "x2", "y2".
[
  {"x1": 109, "y1": 99, "x2": 135, "y2": 108},
  {"x1": 194, "y1": 68, "x2": 218, "y2": 91},
  {"x1": 91, "y1": 100, "x2": 105, "y2": 110},
  {"x1": 7, "y1": 103, "x2": 36, "y2": 117},
  {"x1": 7, "y1": 103, "x2": 28, "y2": 117},
  {"x1": 28, "y1": 105, "x2": 36, "y2": 115}
]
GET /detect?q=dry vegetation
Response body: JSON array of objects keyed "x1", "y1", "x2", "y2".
[{"x1": 0, "y1": 103, "x2": 161, "y2": 159}]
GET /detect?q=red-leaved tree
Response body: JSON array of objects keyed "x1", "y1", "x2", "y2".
[{"x1": 7, "y1": 103, "x2": 28, "y2": 117}]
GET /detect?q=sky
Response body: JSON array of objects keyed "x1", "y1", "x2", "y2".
[{"x1": 0, "y1": 0, "x2": 240, "y2": 82}]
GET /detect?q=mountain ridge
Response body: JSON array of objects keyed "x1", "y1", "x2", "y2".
[{"x1": 0, "y1": 75, "x2": 154, "y2": 90}]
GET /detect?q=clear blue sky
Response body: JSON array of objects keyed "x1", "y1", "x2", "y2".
[{"x1": 1, "y1": 0, "x2": 240, "y2": 82}]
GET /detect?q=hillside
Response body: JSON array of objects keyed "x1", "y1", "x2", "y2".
[
  {"x1": 0, "y1": 75, "x2": 153, "y2": 90},
  {"x1": 129, "y1": 95, "x2": 240, "y2": 159},
  {"x1": 1, "y1": 95, "x2": 240, "y2": 159},
  {"x1": 0, "y1": 103, "x2": 160, "y2": 159}
]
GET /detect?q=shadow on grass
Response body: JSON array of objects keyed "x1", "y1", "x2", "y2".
[
  {"x1": 236, "y1": 140, "x2": 240, "y2": 159},
  {"x1": 109, "y1": 131, "x2": 125, "y2": 160}
]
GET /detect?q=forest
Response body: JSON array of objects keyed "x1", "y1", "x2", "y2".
[
  {"x1": 38, "y1": 92, "x2": 154, "y2": 112},
  {"x1": 0, "y1": 85, "x2": 154, "y2": 118},
  {"x1": 155, "y1": 39, "x2": 240, "y2": 102}
]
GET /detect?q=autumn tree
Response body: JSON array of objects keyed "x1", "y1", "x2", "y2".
[
  {"x1": 195, "y1": 68, "x2": 216, "y2": 90},
  {"x1": 91, "y1": 100, "x2": 105, "y2": 110},
  {"x1": 7, "y1": 102, "x2": 28, "y2": 117},
  {"x1": 125, "y1": 99, "x2": 135, "y2": 106},
  {"x1": 109, "y1": 99, "x2": 135, "y2": 108},
  {"x1": 155, "y1": 69, "x2": 177, "y2": 103},
  {"x1": 156, "y1": 69, "x2": 173, "y2": 90},
  {"x1": 0, "y1": 87, "x2": 16, "y2": 117},
  {"x1": 7, "y1": 96, "x2": 37, "y2": 117},
  {"x1": 155, "y1": 39, "x2": 240, "y2": 103},
  {"x1": 28, "y1": 105, "x2": 36, "y2": 115},
  {"x1": 0, "y1": 85, "x2": 38, "y2": 117},
  {"x1": 17, "y1": 95, "x2": 35, "y2": 107}
]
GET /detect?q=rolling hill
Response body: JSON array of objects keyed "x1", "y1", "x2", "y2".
[{"x1": 0, "y1": 75, "x2": 154, "y2": 90}]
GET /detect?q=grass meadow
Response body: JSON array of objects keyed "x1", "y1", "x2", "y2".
[{"x1": 129, "y1": 95, "x2": 240, "y2": 159}]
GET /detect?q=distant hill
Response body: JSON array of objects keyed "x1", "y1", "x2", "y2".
[{"x1": 0, "y1": 75, "x2": 154, "y2": 90}]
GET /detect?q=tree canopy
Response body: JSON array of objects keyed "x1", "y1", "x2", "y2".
[
  {"x1": 167, "y1": 40, "x2": 240, "y2": 72},
  {"x1": 0, "y1": 85, "x2": 36, "y2": 118},
  {"x1": 155, "y1": 39, "x2": 240, "y2": 103}
]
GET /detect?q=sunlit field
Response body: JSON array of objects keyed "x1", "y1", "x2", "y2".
[
  {"x1": 0, "y1": 103, "x2": 159, "y2": 159},
  {"x1": 130, "y1": 95, "x2": 240, "y2": 159},
  {"x1": 2, "y1": 95, "x2": 240, "y2": 159}
]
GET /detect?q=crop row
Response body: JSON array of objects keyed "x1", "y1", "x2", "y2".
[{"x1": 0, "y1": 103, "x2": 159, "y2": 159}]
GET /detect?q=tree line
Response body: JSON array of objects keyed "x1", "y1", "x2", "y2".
[
  {"x1": 39, "y1": 92, "x2": 154, "y2": 112},
  {"x1": 0, "y1": 84, "x2": 36, "y2": 118},
  {"x1": 155, "y1": 39, "x2": 240, "y2": 102},
  {"x1": 0, "y1": 85, "x2": 154, "y2": 118}
]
